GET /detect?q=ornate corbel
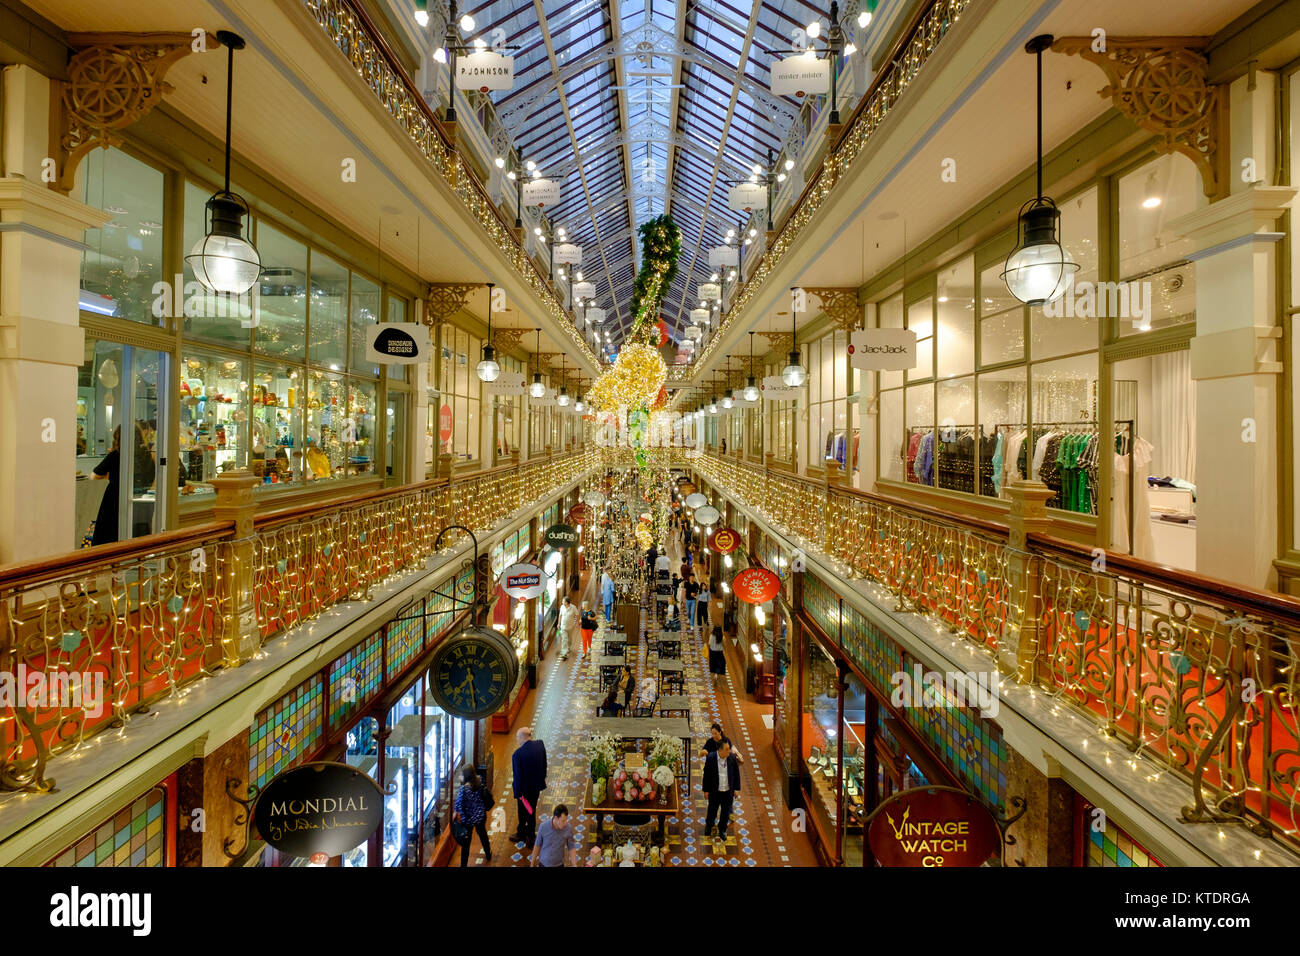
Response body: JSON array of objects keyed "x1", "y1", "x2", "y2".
[
  {"x1": 423, "y1": 283, "x2": 477, "y2": 330},
  {"x1": 763, "y1": 331, "x2": 794, "y2": 356},
  {"x1": 806, "y1": 287, "x2": 862, "y2": 330},
  {"x1": 490, "y1": 327, "x2": 527, "y2": 355},
  {"x1": 54, "y1": 32, "x2": 211, "y2": 195},
  {"x1": 529, "y1": 351, "x2": 558, "y2": 374},
  {"x1": 1051, "y1": 36, "x2": 1227, "y2": 200}
]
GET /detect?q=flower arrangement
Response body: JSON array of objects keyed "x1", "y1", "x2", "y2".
[
  {"x1": 612, "y1": 767, "x2": 658, "y2": 803},
  {"x1": 652, "y1": 764, "x2": 676, "y2": 788},
  {"x1": 647, "y1": 730, "x2": 684, "y2": 772},
  {"x1": 585, "y1": 732, "x2": 619, "y2": 781}
]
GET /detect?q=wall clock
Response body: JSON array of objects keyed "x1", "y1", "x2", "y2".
[{"x1": 427, "y1": 624, "x2": 518, "y2": 719}]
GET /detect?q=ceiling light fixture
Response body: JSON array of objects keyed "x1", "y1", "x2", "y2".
[
  {"x1": 743, "y1": 330, "x2": 759, "y2": 401},
  {"x1": 530, "y1": 328, "x2": 546, "y2": 397},
  {"x1": 1002, "y1": 35, "x2": 1077, "y2": 306},
  {"x1": 186, "y1": 32, "x2": 260, "y2": 296},
  {"x1": 782, "y1": 287, "x2": 807, "y2": 387},
  {"x1": 476, "y1": 281, "x2": 500, "y2": 382},
  {"x1": 557, "y1": 353, "x2": 569, "y2": 406}
]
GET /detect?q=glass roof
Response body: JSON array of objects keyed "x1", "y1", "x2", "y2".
[{"x1": 461, "y1": 0, "x2": 872, "y2": 345}]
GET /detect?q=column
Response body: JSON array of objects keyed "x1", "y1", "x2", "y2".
[
  {"x1": 0, "y1": 66, "x2": 110, "y2": 563},
  {"x1": 1171, "y1": 185, "x2": 1293, "y2": 588}
]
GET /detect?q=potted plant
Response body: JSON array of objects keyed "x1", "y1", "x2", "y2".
[{"x1": 585, "y1": 733, "x2": 619, "y2": 787}]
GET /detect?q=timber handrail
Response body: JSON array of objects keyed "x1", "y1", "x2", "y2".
[{"x1": 835, "y1": 483, "x2": 1010, "y2": 539}]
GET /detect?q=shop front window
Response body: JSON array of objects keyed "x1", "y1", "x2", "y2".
[
  {"x1": 772, "y1": 609, "x2": 795, "y2": 772},
  {"x1": 251, "y1": 221, "x2": 308, "y2": 361},
  {"x1": 1116, "y1": 155, "x2": 1200, "y2": 337},
  {"x1": 802, "y1": 638, "x2": 840, "y2": 851},
  {"x1": 306, "y1": 369, "x2": 347, "y2": 479},
  {"x1": 840, "y1": 675, "x2": 868, "y2": 867},
  {"x1": 250, "y1": 362, "x2": 303, "y2": 486},
  {"x1": 179, "y1": 351, "x2": 248, "y2": 494},
  {"x1": 309, "y1": 252, "x2": 348, "y2": 370},
  {"x1": 387, "y1": 393, "x2": 407, "y2": 481},
  {"x1": 80, "y1": 147, "x2": 164, "y2": 326},
  {"x1": 348, "y1": 379, "x2": 378, "y2": 476},
  {"x1": 349, "y1": 273, "x2": 382, "y2": 378}
]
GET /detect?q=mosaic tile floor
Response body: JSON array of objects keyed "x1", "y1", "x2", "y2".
[{"x1": 469, "y1": 589, "x2": 818, "y2": 867}]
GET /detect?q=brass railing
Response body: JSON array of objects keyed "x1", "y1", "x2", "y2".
[
  {"x1": 688, "y1": 449, "x2": 1300, "y2": 854},
  {"x1": 0, "y1": 451, "x2": 596, "y2": 793}
]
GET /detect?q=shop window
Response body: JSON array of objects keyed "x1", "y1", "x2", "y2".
[
  {"x1": 1029, "y1": 352, "x2": 1100, "y2": 514},
  {"x1": 250, "y1": 361, "x2": 304, "y2": 486},
  {"x1": 1117, "y1": 155, "x2": 1200, "y2": 303},
  {"x1": 802, "y1": 638, "x2": 840, "y2": 850},
  {"x1": 808, "y1": 331, "x2": 853, "y2": 473},
  {"x1": 878, "y1": 295, "x2": 905, "y2": 389},
  {"x1": 936, "y1": 257, "x2": 975, "y2": 378},
  {"x1": 252, "y1": 221, "x2": 308, "y2": 361},
  {"x1": 935, "y1": 376, "x2": 976, "y2": 494},
  {"x1": 1031, "y1": 187, "x2": 1100, "y2": 356},
  {"x1": 306, "y1": 369, "x2": 348, "y2": 479},
  {"x1": 387, "y1": 392, "x2": 408, "y2": 481},
  {"x1": 179, "y1": 351, "x2": 248, "y2": 494},
  {"x1": 349, "y1": 272, "x2": 382, "y2": 377},
  {"x1": 80, "y1": 147, "x2": 164, "y2": 326},
  {"x1": 977, "y1": 368, "x2": 1028, "y2": 500},
  {"x1": 178, "y1": 179, "x2": 252, "y2": 348},
  {"x1": 840, "y1": 675, "x2": 868, "y2": 867},
  {"x1": 979, "y1": 260, "x2": 1025, "y2": 365},
  {"x1": 348, "y1": 379, "x2": 378, "y2": 476},
  {"x1": 309, "y1": 252, "x2": 349, "y2": 370},
  {"x1": 906, "y1": 297, "x2": 934, "y2": 382},
  {"x1": 903, "y1": 382, "x2": 935, "y2": 487}
]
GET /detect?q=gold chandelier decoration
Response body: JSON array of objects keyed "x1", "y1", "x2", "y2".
[{"x1": 588, "y1": 343, "x2": 667, "y2": 413}]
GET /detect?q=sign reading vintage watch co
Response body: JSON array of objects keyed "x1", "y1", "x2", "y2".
[
  {"x1": 253, "y1": 762, "x2": 386, "y2": 858},
  {"x1": 544, "y1": 523, "x2": 579, "y2": 549},
  {"x1": 865, "y1": 786, "x2": 1002, "y2": 867}
]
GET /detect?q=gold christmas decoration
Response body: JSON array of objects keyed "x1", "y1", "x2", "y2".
[{"x1": 588, "y1": 343, "x2": 667, "y2": 413}]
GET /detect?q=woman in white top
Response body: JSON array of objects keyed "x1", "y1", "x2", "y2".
[{"x1": 558, "y1": 596, "x2": 579, "y2": 662}]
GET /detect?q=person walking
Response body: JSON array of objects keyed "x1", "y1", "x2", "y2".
[
  {"x1": 702, "y1": 739, "x2": 741, "y2": 844},
  {"x1": 698, "y1": 722, "x2": 744, "y2": 764},
  {"x1": 601, "y1": 568, "x2": 616, "y2": 622},
  {"x1": 696, "y1": 578, "x2": 712, "y2": 634},
  {"x1": 558, "y1": 595, "x2": 578, "y2": 661},
  {"x1": 452, "y1": 766, "x2": 492, "y2": 867},
  {"x1": 616, "y1": 664, "x2": 635, "y2": 712},
  {"x1": 89, "y1": 426, "x2": 123, "y2": 546},
  {"x1": 708, "y1": 624, "x2": 726, "y2": 687},
  {"x1": 685, "y1": 577, "x2": 700, "y2": 637},
  {"x1": 580, "y1": 601, "x2": 597, "y2": 658},
  {"x1": 509, "y1": 727, "x2": 547, "y2": 847},
  {"x1": 531, "y1": 804, "x2": 578, "y2": 867}
]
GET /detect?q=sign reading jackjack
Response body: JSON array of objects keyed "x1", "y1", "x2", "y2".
[
  {"x1": 866, "y1": 787, "x2": 1001, "y2": 867},
  {"x1": 454, "y1": 50, "x2": 514, "y2": 92},
  {"x1": 253, "y1": 762, "x2": 385, "y2": 858},
  {"x1": 849, "y1": 328, "x2": 918, "y2": 371},
  {"x1": 544, "y1": 523, "x2": 579, "y2": 549},
  {"x1": 761, "y1": 376, "x2": 801, "y2": 399},
  {"x1": 500, "y1": 562, "x2": 548, "y2": 599}
]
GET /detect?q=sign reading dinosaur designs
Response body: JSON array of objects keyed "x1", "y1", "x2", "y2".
[
  {"x1": 253, "y1": 762, "x2": 385, "y2": 858},
  {"x1": 866, "y1": 788, "x2": 1001, "y2": 867}
]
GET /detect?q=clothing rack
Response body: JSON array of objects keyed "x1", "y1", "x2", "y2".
[{"x1": 995, "y1": 420, "x2": 1133, "y2": 525}]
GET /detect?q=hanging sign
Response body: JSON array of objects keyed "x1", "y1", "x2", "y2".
[
  {"x1": 699, "y1": 282, "x2": 722, "y2": 300},
  {"x1": 522, "y1": 178, "x2": 561, "y2": 207},
  {"x1": 554, "y1": 242, "x2": 583, "y2": 265},
  {"x1": 684, "y1": 492, "x2": 708, "y2": 509},
  {"x1": 252, "y1": 762, "x2": 385, "y2": 858},
  {"x1": 771, "y1": 54, "x2": 831, "y2": 97},
  {"x1": 708, "y1": 245, "x2": 739, "y2": 269},
  {"x1": 500, "y1": 562, "x2": 548, "y2": 600},
  {"x1": 689, "y1": 308, "x2": 710, "y2": 325},
  {"x1": 695, "y1": 504, "x2": 721, "y2": 525},
  {"x1": 483, "y1": 371, "x2": 526, "y2": 395},
  {"x1": 454, "y1": 50, "x2": 514, "y2": 92},
  {"x1": 544, "y1": 523, "x2": 580, "y2": 549},
  {"x1": 677, "y1": 481, "x2": 696, "y2": 495},
  {"x1": 439, "y1": 403, "x2": 453, "y2": 442},
  {"x1": 683, "y1": 325, "x2": 703, "y2": 341},
  {"x1": 728, "y1": 182, "x2": 766, "y2": 212},
  {"x1": 866, "y1": 787, "x2": 1002, "y2": 867},
  {"x1": 849, "y1": 328, "x2": 918, "y2": 371},
  {"x1": 531, "y1": 388, "x2": 557, "y2": 407},
  {"x1": 366, "y1": 322, "x2": 430, "y2": 364},
  {"x1": 567, "y1": 504, "x2": 589, "y2": 525},
  {"x1": 761, "y1": 376, "x2": 801, "y2": 400},
  {"x1": 732, "y1": 567, "x2": 781, "y2": 604},
  {"x1": 571, "y1": 281, "x2": 596, "y2": 301},
  {"x1": 709, "y1": 527, "x2": 740, "y2": 554}
]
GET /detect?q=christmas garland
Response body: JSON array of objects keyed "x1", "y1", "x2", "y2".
[{"x1": 627, "y1": 214, "x2": 681, "y2": 347}]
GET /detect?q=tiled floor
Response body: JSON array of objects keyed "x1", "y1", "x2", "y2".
[{"x1": 464, "y1": 585, "x2": 819, "y2": 867}]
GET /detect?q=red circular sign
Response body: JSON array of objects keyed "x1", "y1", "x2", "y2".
[
  {"x1": 709, "y1": 527, "x2": 740, "y2": 555},
  {"x1": 309, "y1": 852, "x2": 329, "y2": 865},
  {"x1": 732, "y1": 567, "x2": 780, "y2": 604},
  {"x1": 568, "y1": 504, "x2": 588, "y2": 525},
  {"x1": 866, "y1": 788, "x2": 1001, "y2": 867},
  {"x1": 439, "y1": 403, "x2": 453, "y2": 442}
]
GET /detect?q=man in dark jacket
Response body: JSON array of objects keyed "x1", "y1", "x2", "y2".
[
  {"x1": 510, "y1": 727, "x2": 548, "y2": 847},
  {"x1": 702, "y1": 739, "x2": 741, "y2": 843}
]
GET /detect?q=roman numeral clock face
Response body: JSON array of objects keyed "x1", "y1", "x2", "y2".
[{"x1": 428, "y1": 630, "x2": 515, "y2": 719}]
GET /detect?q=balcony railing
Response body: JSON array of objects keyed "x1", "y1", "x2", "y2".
[
  {"x1": 687, "y1": 449, "x2": 1300, "y2": 856},
  {"x1": 0, "y1": 451, "x2": 595, "y2": 794}
]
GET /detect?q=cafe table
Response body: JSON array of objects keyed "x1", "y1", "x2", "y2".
[
  {"x1": 582, "y1": 775, "x2": 680, "y2": 847},
  {"x1": 591, "y1": 716, "x2": 692, "y2": 787}
]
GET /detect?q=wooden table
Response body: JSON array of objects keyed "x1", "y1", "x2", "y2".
[
  {"x1": 654, "y1": 636, "x2": 682, "y2": 660},
  {"x1": 591, "y1": 716, "x2": 692, "y2": 786},
  {"x1": 582, "y1": 776, "x2": 680, "y2": 846},
  {"x1": 656, "y1": 658, "x2": 684, "y2": 694},
  {"x1": 595, "y1": 654, "x2": 626, "y2": 689},
  {"x1": 656, "y1": 695, "x2": 690, "y2": 720}
]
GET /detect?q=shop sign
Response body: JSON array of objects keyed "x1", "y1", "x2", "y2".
[
  {"x1": 866, "y1": 787, "x2": 1002, "y2": 867},
  {"x1": 483, "y1": 371, "x2": 526, "y2": 395},
  {"x1": 709, "y1": 527, "x2": 740, "y2": 554},
  {"x1": 699, "y1": 282, "x2": 721, "y2": 300},
  {"x1": 366, "y1": 322, "x2": 430, "y2": 364},
  {"x1": 771, "y1": 54, "x2": 830, "y2": 97},
  {"x1": 567, "y1": 504, "x2": 588, "y2": 525},
  {"x1": 695, "y1": 504, "x2": 721, "y2": 525},
  {"x1": 708, "y1": 245, "x2": 739, "y2": 269},
  {"x1": 571, "y1": 281, "x2": 597, "y2": 301},
  {"x1": 732, "y1": 567, "x2": 781, "y2": 604},
  {"x1": 849, "y1": 328, "x2": 917, "y2": 371},
  {"x1": 727, "y1": 182, "x2": 766, "y2": 212},
  {"x1": 583, "y1": 307, "x2": 606, "y2": 324},
  {"x1": 439, "y1": 404, "x2": 453, "y2": 442},
  {"x1": 500, "y1": 562, "x2": 548, "y2": 599},
  {"x1": 544, "y1": 523, "x2": 579, "y2": 549},
  {"x1": 554, "y1": 242, "x2": 583, "y2": 265},
  {"x1": 684, "y1": 492, "x2": 708, "y2": 509},
  {"x1": 522, "y1": 177, "x2": 561, "y2": 208},
  {"x1": 761, "y1": 376, "x2": 801, "y2": 399},
  {"x1": 531, "y1": 388, "x2": 557, "y2": 407},
  {"x1": 677, "y1": 481, "x2": 697, "y2": 495},
  {"x1": 454, "y1": 50, "x2": 514, "y2": 92},
  {"x1": 252, "y1": 762, "x2": 385, "y2": 858}
]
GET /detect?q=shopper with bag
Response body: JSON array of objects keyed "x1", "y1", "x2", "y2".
[
  {"x1": 509, "y1": 727, "x2": 547, "y2": 848},
  {"x1": 452, "y1": 766, "x2": 493, "y2": 866}
]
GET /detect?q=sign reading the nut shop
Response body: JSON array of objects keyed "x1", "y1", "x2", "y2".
[
  {"x1": 253, "y1": 762, "x2": 385, "y2": 859},
  {"x1": 866, "y1": 787, "x2": 1001, "y2": 867}
]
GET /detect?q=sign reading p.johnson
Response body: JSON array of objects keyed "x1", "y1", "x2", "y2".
[{"x1": 866, "y1": 787, "x2": 1001, "y2": 867}]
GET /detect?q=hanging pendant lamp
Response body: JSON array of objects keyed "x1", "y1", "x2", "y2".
[
  {"x1": 782, "y1": 287, "x2": 807, "y2": 387},
  {"x1": 743, "y1": 330, "x2": 760, "y2": 401},
  {"x1": 530, "y1": 328, "x2": 546, "y2": 398},
  {"x1": 1002, "y1": 35, "x2": 1077, "y2": 306},
  {"x1": 186, "y1": 32, "x2": 261, "y2": 296},
  {"x1": 476, "y1": 282, "x2": 500, "y2": 382},
  {"x1": 557, "y1": 354, "x2": 569, "y2": 406}
]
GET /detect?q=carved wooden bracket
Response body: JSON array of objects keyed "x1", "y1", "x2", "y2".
[
  {"x1": 423, "y1": 283, "x2": 477, "y2": 327},
  {"x1": 490, "y1": 327, "x2": 527, "y2": 354},
  {"x1": 1052, "y1": 36, "x2": 1227, "y2": 200},
  {"x1": 529, "y1": 351, "x2": 558, "y2": 373},
  {"x1": 806, "y1": 287, "x2": 862, "y2": 330},
  {"x1": 763, "y1": 331, "x2": 794, "y2": 355},
  {"x1": 55, "y1": 32, "x2": 210, "y2": 195}
]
